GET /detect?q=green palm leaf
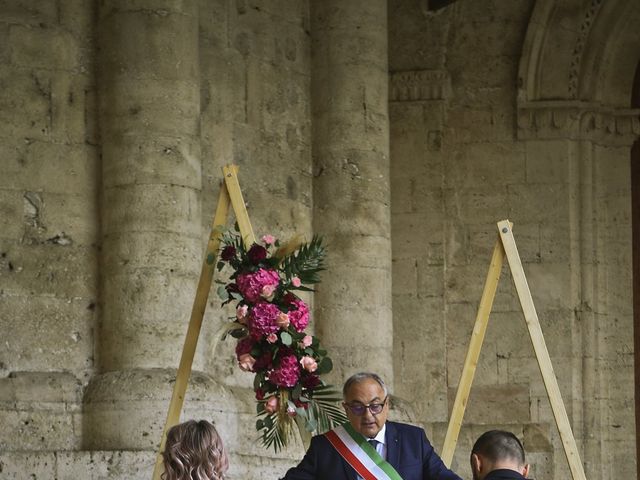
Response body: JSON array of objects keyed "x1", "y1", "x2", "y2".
[{"x1": 281, "y1": 235, "x2": 326, "y2": 284}]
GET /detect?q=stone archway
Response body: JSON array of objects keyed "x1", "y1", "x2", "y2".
[{"x1": 517, "y1": 1, "x2": 640, "y2": 478}]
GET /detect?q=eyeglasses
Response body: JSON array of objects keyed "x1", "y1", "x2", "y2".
[{"x1": 344, "y1": 397, "x2": 388, "y2": 416}]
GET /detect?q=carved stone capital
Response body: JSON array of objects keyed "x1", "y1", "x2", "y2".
[
  {"x1": 517, "y1": 101, "x2": 640, "y2": 146},
  {"x1": 389, "y1": 70, "x2": 451, "y2": 102}
]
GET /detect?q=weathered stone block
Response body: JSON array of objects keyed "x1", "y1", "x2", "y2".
[
  {"x1": 0, "y1": 69, "x2": 53, "y2": 141},
  {"x1": 416, "y1": 261, "x2": 444, "y2": 298},
  {"x1": 100, "y1": 80, "x2": 200, "y2": 139},
  {"x1": 524, "y1": 140, "x2": 572, "y2": 184},
  {"x1": 443, "y1": 186, "x2": 510, "y2": 225},
  {"x1": 507, "y1": 183, "x2": 571, "y2": 223},
  {"x1": 392, "y1": 212, "x2": 443, "y2": 261},
  {"x1": 9, "y1": 25, "x2": 80, "y2": 70},
  {"x1": 316, "y1": 304, "x2": 392, "y2": 348},
  {"x1": 0, "y1": 0, "x2": 58, "y2": 26},
  {"x1": 0, "y1": 295, "x2": 93, "y2": 373},
  {"x1": 102, "y1": 184, "x2": 201, "y2": 236},
  {"x1": 0, "y1": 371, "x2": 81, "y2": 403},
  {"x1": 446, "y1": 340, "x2": 498, "y2": 387},
  {"x1": 0, "y1": 142, "x2": 98, "y2": 196},
  {"x1": 443, "y1": 142, "x2": 526, "y2": 188},
  {"x1": 392, "y1": 258, "x2": 418, "y2": 296},
  {"x1": 450, "y1": 384, "x2": 530, "y2": 424},
  {"x1": 0, "y1": 409, "x2": 78, "y2": 451},
  {"x1": 0, "y1": 190, "x2": 22, "y2": 241},
  {"x1": 522, "y1": 262, "x2": 573, "y2": 311},
  {"x1": 83, "y1": 370, "x2": 239, "y2": 451},
  {"x1": 0, "y1": 242, "x2": 97, "y2": 298}
]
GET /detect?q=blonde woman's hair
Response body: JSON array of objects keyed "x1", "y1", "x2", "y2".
[{"x1": 162, "y1": 420, "x2": 229, "y2": 480}]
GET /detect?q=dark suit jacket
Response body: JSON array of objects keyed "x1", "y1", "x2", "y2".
[
  {"x1": 281, "y1": 421, "x2": 462, "y2": 480},
  {"x1": 484, "y1": 469, "x2": 528, "y2": 480}
]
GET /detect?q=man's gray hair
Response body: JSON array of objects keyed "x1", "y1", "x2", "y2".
[{"x1": 343, "y1": 372, "x2": 388, "y2": 398}]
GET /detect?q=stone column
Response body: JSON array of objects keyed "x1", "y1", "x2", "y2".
[
  {"x1": 310, "y1": 0, "x2": 393, "y2": 386},
  {"x1": 83, "y1": 0, "x2": 214, "y2": 450}
]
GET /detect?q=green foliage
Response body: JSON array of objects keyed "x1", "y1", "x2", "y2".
[
  {"x1": 281, "y1": 235, "x2": 326, "y2": 285},
  {"x1": 256, "y1": 385, "x2": 347, "y2": 452}
]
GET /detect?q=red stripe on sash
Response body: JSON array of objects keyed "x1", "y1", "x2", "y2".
[{"x1": 325, "y1": 430, "x2": 378, "y2": 480}]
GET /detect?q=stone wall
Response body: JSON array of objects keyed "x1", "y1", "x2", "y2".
[
  {"x1": 0, "y1": 0, "x2": 638, "y2": 479},
  {"x1": 389, "y1": 0, "x2": 638, "y2": 479},
  {"x1": 0, "y1": 0, "x2": 98, "y2": 459}
]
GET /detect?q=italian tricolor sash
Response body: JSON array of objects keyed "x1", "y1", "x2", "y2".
[{"x1": 324, "y1": 423, "x2": 404, "y2": 480}]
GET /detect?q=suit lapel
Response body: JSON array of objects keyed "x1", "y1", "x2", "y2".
[{"x1": 385, "y1": 422, "x2": 401, "y2": 471}]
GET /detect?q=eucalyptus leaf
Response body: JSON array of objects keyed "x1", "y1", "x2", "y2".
[
  {"x1": 216, "y1": 285, "x2": 227, "y2": 300},
  {"x1": 292, "y1": 383, "x2": 302, "y2": 400},
  {"x1": 280, "y1": 331, "x2": 293, "y2": 346},
  {"x1": 316, "y1": 357, "x2": 333, "y2": 374}
]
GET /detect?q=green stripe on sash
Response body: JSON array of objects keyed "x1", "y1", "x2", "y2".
[{"x1": 342, "y1": 423, "x2": 404, "y2": 480}]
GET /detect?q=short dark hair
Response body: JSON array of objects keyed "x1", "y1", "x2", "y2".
[
  {"x1": 343, "y1": 372, "x2": 388, "y2": 398},
  {"x1": 472, "y1": 430, "x2": 526, "y2": 466}
]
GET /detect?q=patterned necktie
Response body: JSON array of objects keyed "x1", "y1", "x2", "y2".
[{"x1": 368, "y1": 439, "x2": 379, "y2": 452}]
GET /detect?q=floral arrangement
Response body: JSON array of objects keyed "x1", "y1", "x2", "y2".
[{"x1": 215, "y1": 226, "x2": 346, "y2": 452}]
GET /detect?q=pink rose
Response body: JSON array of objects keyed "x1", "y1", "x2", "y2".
[
  {"x1": 266, "y1": 333, "x2": 278, "y2": 343},
  {"x1": 237, "y1": 268, "x2": 280, "y2": 303},
  {"x1": 262, "y1": 234, "x2": 276, "y2": 245},
  {"x1": 300, "y1": 356, "x2": 318, "y2": 372},
  {"x1": 287, "y1": 404, "x2": 297, "y2": 417},
  {"x1": 261, "y1": 283, "x2": 277, "y2": 300},
  {"x1": 276, "y1": 312, "x2": 290, "y2": 328},
  {"x1": 300, "y1": 335, "x2": 313, "y2": 348},
  {"x1": 291, "y1": 276, "x2": 301, "y2": 287},
  {"x1": 238, "y1": 353, "x2": 256, "y2": 372},
  {"x1": 236, "y1": 304, "x2": 248, "y2": 324},
  {"x1": 265, "y1": 395, "x2": 279, "y2": 413}
]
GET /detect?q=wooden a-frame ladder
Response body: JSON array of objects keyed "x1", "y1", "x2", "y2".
[
  {"x1": 440, "y1": 220, "x2": 587, "y2": 480},
  {"x1": 151, "y1": 165, "x2": 255, "y2": 480}
]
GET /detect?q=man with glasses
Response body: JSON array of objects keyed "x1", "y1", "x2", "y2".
[{"x1": 280, "y1": 372, "x2": 462, "y2": 480}]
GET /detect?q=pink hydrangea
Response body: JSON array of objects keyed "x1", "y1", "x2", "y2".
[
  {"x1": 269, "y1": 354, "x2": 301, "y2": 387},
  {"x1": 237, "y1": 268, "x2": 280, "y2": 303},
  {"x1": 288, "y1": 298, "x2": 309, "y2": 332},
  {"x1": 248, "y1": 301, "x2": 281, "y2": 339}
]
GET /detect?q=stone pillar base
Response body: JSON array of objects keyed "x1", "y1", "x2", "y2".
[{"x1": 82, "y1": 369, "x2": 237, "y2": 451}]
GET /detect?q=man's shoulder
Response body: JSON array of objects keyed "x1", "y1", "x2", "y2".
[
  {"x1": 386, "y1": 421, "x2": 428, "y2": 439},
  {"x1": 387, "y1": 420, "x2": 425, "y2": 433}
]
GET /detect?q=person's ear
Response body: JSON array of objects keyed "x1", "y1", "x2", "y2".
[
  {"x1": 470, "y1": 453, "x2": 482, "y2": 474},
  {"x1": 522, "y1": 464, "x2": 530, "y2": 478}
]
